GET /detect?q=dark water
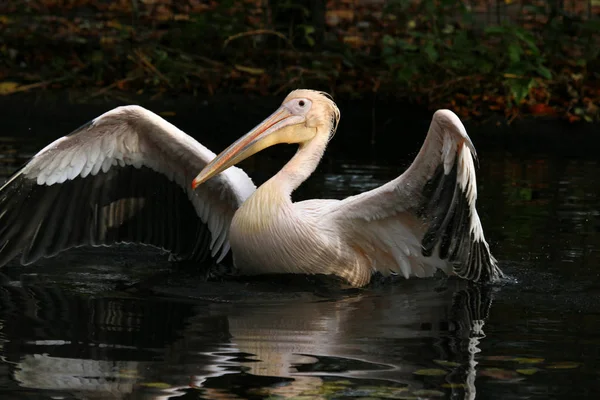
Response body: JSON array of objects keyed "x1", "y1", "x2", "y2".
[{"x1": 0, "y1": 106, "x2": 599, "y2": 400}]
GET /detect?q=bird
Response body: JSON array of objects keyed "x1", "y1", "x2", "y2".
[{"x1": 0, "y1": 89, "x2": 502, "y2": 287}]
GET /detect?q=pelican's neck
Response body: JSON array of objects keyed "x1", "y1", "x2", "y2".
[
  {"x1": 235, "y1": 132, "x2": 328, "y2": 227},
  {"x1": 267, "y1": 131, "x2": 329, "y2": 198}
]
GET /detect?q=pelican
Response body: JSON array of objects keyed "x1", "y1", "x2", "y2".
[{"x1": 0, "y1": 89, "x2": 502, "y2": 287}]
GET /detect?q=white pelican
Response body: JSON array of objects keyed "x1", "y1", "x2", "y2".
[{"x1": 0, "y1": 89, "x2": 502, "y2": 287}]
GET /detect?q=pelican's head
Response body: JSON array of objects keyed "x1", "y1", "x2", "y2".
[{"x1": 192, "y1": 89, "x2": 340, "y2": 188}]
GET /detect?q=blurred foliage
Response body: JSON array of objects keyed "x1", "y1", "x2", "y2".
[
  {"x1": 381, "y1": 0, "x2": 600, "y2": 122},
  {"x1": 0, "y1": 0, "x2": 599, "y2": 122}
]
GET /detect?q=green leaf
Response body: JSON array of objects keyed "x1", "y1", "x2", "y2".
[
  {"x1": 537, "y1": 65, "x2": 552, "y2": 80},
  {"x1": 518, "y1": 188, "x2": 532, "y2": 201},
  {"x1": 442, "y1": 24, "x2": 454, "y2": 35},
  {"x1": 508, "y1": 78, "x2": 536, "y2": 103},
  {"x1": 513, "y1": 29, "x2": 538, "y2": 53},
  {"x1": 508, "y1": 43, "x2": 522, "y2": 64},
  {"x1": 396, "y1": 65, "x2": 417, "y2": 82},
  {"x1": 384, "y1": 55, "x2": 403, "y2": 67},
  {"x1": 506, "y1": 61, "x2": 528, "y2": 76},
  {"x1": 484, "y1": 26, "x2": 507, "y2": 35},
  {"x1": 461, "y1": 9, "x2": 475, "y2": 25},
  {"x1": 453, "y1": 30, "x2": 471, "y2": 49},
  {"x1": 477, "y1": 60, "x2": 494, "y2": 74},
  {"x1": 382, "y1": 34, "x2": 396, "y2": 47},
  {"x1": 302, "y1": 25, "x2": 315, "y2": 35},
  {"x1": 400, "y1": 41, "x2": 419, "y2": 51},
  {"x1": 423, "y1": 42, "x2": 439, "y2": 62}
]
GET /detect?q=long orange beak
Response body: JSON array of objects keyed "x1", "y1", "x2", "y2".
[{"x1": 192, "y1": 106, "x2": 305, "y2": 189}]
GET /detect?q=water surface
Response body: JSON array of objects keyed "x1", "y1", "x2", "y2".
[{"x1": 0, "y1": 106, "x2": 599, "y2": 400}]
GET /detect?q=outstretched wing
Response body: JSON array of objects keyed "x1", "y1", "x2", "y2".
[
  {"x1": 330, "y1": 110, "x2": 502, "y2": 283},
  {"x1": 0, "y1": 106, "x2": 256, "y2": 266}
]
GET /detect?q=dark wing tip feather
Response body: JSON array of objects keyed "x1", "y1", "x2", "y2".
[
  {"x1": 0, "y1": 165, "x2": 214, "y2": 268},
  {"x1": 419, "y1": 161, "x2": 503, "y2": 284}
]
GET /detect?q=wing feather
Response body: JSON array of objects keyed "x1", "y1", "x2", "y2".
[
  {"x1": 330, "y1": 110, "x2": 502, "y2": 283},
  {"x1": 0, "y1": 105, "x2": 256, "y2": 267}
]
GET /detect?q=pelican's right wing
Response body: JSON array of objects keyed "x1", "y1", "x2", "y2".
[
  {"x1": 329, "y1": 110, "x2": 502, "y2": 285},
  {"x1": 0, "y1": 106, "x2": 256, "y2": 266}
]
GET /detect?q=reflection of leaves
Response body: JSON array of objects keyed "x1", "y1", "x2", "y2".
[
  {"x1": 485, "y1": 355, "x2": 515, "y2": 361},
  {"x1": 300, "y1": 382, "x2": 413, "y2": 399},
  {"x1": 513, "y1": 357, "x2": 544, "y2": 364},
  {"x1": 413, "y1": 389, "x2": 445, "y2": 397},
  {"x1": 517, "y1": 368, "x2": 540, "y2": 375},
  {"x1": 547, "y1": 362, "x2": 580, "y2": 369},
  {"x1": 484, "y1": 356, "x2": 544, "y2": 364},
  {"x1": 433, "y1": 359, "x2": 461, "y2": 367},
  {"x1": 479, "y1": 368, "x2": 522, "y2": 380},
  {"x1": 506, "y1": 185, "x2": 534, "y2": 203},
  {"x1": 413, "y1": 368, "x2": 447, "y2": 376},
  {"x1": 140, "y1": 382, "x2": 171, "y2": 389},
  {"x1": 481, "y1": 356, "x2": 583, "y2": 381},
  {"x1": 442, "y1": 383, "x2": 467, "y2": 389}
]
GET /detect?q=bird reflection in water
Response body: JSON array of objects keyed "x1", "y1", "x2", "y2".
[{"x1": 0, "y1": 278, "x2": 494, "y2": 399}]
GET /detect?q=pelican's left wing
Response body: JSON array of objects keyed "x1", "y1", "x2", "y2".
[
  {"x1": 0, "y1": 106, "x2": 256, "y2": 267},
  {"x1": 330, "y1": 110, "x2": 502, "y2": 284}
]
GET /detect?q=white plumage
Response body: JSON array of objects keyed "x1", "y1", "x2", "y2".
[
  {"x1": 0, "y1": 105, "x2": 255, "y2": 266},
  {"x1": 0, "y1": 91, "x2": 502, "y2": 287}
]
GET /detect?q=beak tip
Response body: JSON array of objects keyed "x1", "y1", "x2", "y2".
[{"x1": 192, "y1": 169, "x2": 215, "y2": 189}]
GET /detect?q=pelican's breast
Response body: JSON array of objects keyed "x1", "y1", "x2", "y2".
[{"x1": 229, "y1": 190, "x2": 345, "y2": 276}]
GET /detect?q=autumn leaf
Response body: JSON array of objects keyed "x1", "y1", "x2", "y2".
[
  {"x1": 0, "y1": 82, "x2": 19, "y2": 95},
  {"x1": 529, "y1": 104, "x2": 556, "y2": 116}
]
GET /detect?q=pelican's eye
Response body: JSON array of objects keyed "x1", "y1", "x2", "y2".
[{"x1": 287, "y1": 98, "x2": 312, "y2": 115}]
